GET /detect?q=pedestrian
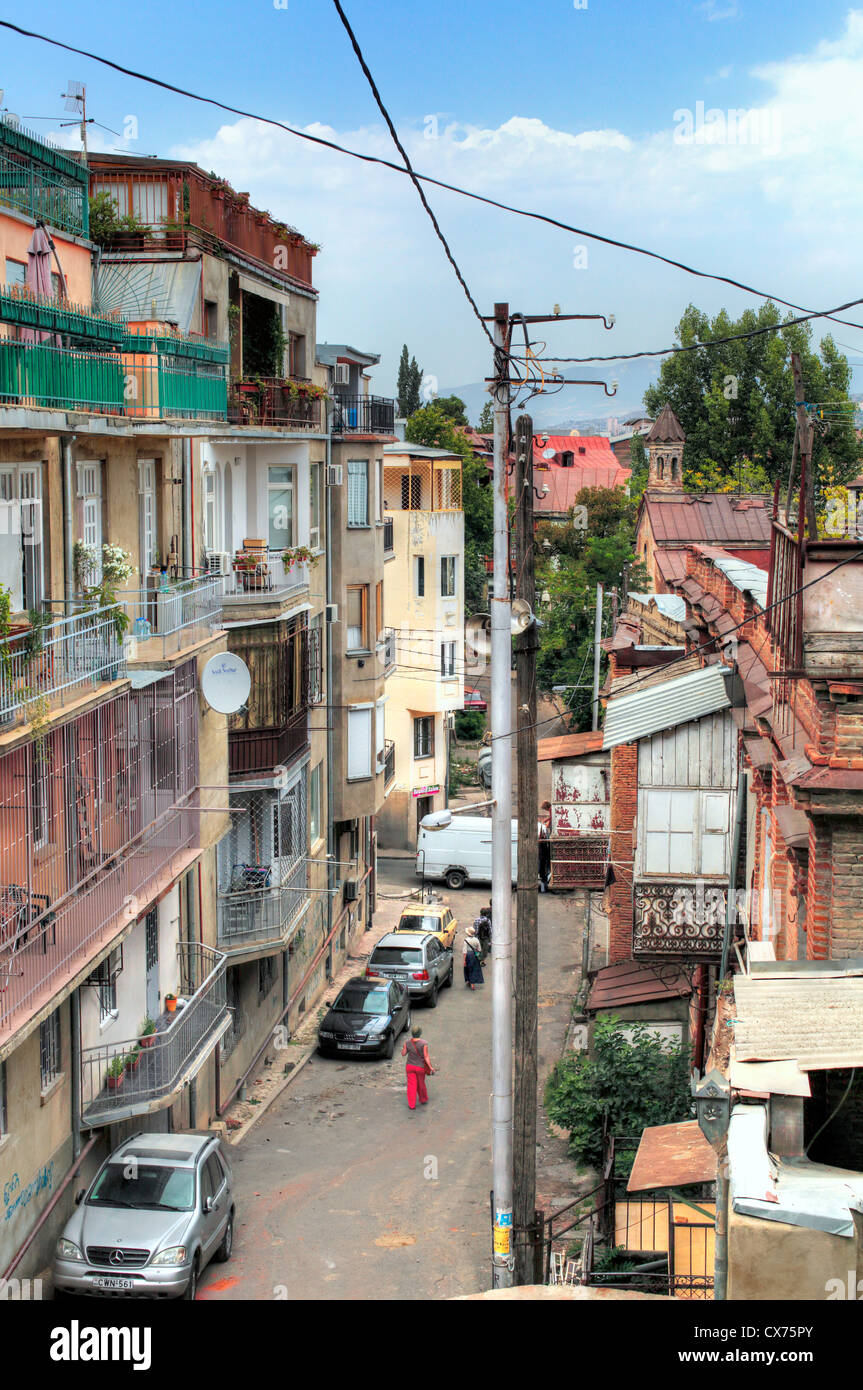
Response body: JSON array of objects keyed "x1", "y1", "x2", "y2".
[
  {"x1": 463, "y1": 925, "x2": 484, "y2": 989},
  {"x1": 402, "y1": 1024, "x2": 434, "y2": 1111},
  {"x1": 475, "y1": 911, "x2": 492, "y2": 964},
  {"x1": 539, "y1": 801, "x2": 552, "y2": 893}
]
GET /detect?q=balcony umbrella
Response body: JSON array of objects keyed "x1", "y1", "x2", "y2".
[{"x1": 20, "y1": 224, "x2": 60, "y2": 344}]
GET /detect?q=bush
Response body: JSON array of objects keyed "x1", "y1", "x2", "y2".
[
  {"x1": 455, "y1": 709, "x2": 485, "y2": 742},
  {"x1": 544, "y1": 1017, "x2": 691, "y2": 1170}
]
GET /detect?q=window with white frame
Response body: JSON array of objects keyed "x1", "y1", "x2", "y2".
[
  {"x1": 641, "y1": 788, "x2": 729, "y2": 877},
  {"x1": 308, "y1": 614, "x2": 324, "y2": 704},
  {"x1": 95, "y1": 946, "x2": 123, "y2": 1024},
  {"x1": 77, "y1": 461, "x2": 103, "y2": 584},
  {"x1": 440, "y1": 555, "x2": 456, "y2": 597},
  {"x1": 39, "y1": 1009, "x2": 62, "y2": 1090},
  {"x1": 413, "y1": 715, "x2": 434, "y2": 759},
  {"x1": 0, "y1": 465, "x2": 44, "y2": 610},
  {"x1": 347, "y1": 459, "x2": 369, "y2": 527},
  {"x1": 376, "y1": 458, "x2": 384, "y2": 523},
  {"x1": 138, "y1": 459, "x2": 157, "y2": 572},
  {"x1": 310, "y1": 763, "x2": 322, "y2": 844},
  {"x1": 268, "y1": 465, "x2": 295, "y2": 550},
  {"x1": 440, "y1": 641, "x2": 456, "y2": 677},
  {"x1": 347, "y1": 707, "x2": 372, "y2": 779},
  {"x1": 202, "y1": 466, "x2": 220, "y2": 555},
  {"x1": 310, "y1": 462, "x2": 323, "y2": 550}
]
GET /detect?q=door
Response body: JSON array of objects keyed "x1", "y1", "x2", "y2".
[
  {"x1": 139, "y1": 460, "x2": 156, "y2": 572},
  {"x1": 202, "y1": 1152, "x2": 228, "y2": 1258},
  {"x1": 145, "y1": 909, "x2": 159, "y2": 1021},
  {"x1": 416, "y1": 796, "x2": 433, "y2": 837}
]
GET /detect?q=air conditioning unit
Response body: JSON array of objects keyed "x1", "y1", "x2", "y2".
[
  {"x1": 343, "y1": 878, "x2": 358, "y2": 902},
  {"x1": 327, "y1": 464, "x2": 343, "y2": 487},
  {"x1": 326, "y1": 603, "x2": 339, "y2": 624},
  {"x1": 334, "y1": 363, "x2": 350, "y2": 386},
  {"x1": 205, "y1": 550, "x2": 232, "y2": 577}
]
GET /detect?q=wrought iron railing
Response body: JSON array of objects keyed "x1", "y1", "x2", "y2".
[
  {"x1": 633, "y1": 880, "x2": 725, "y2": 958},
  {"x1": 0, "y1": 605, "x2": 125, "y2": 729},
  {"x1": 227, "y1": 379, "x2": 324, "y2": 430},
  {"x1": 217, "y1": 857, "x2": 308, "y2": 951},
  {"x1": 549, "y1": 835, "x2": 609, "y2": 890},
  {"x1": 121, "y1": 576, "x2": 222, "y2": 656},
  {"x1": 331, "y1": 394, "x2": 396, "y2": 435},
  {"x1": 79, "y1": 942, "x2": 227, "y2": 1124},
  {"x1": 228, "y1": 710, "x2": 309, "y2": 775}
]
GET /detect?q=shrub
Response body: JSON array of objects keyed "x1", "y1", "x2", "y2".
[
  {"x1": 455, "y1": 710, "x2": 485, "y2": 742},
  {"x1": 544, "y1": 1017, "x2": 691, "y2": 1170}
]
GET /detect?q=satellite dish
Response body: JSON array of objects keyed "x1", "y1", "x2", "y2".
[
  {"x1": 542, "y1": 448, "x2": 555, "y2": 461},
  {"x1": 201, "y1": 652, "x2": 251, "y2": 714},
  {"x1": 465, "y1": 613, "x2": 491, "y2": 662}
]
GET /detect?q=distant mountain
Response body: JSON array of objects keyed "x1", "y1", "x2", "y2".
[{"x1": 442, "y1": 357, "x2": 660, "y2": 435}]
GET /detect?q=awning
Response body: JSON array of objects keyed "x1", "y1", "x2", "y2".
[
  {"x1": 99, "y1": 259, "x2": 202, "y2": 331},
  {"x1": 627, "y1": 1121, "x2": 717, "y2": 1193},
  {"x1": 602, "y1": 663, "x2": 731, "y2": 749},
  {"x1": 238, "y1": 273, "x2": 290, "y2": 308},
  {"x1": 128, "y1": 668, "x2": 169, "y2": 689}
]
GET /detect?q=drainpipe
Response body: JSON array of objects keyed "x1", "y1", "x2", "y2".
[
  {"x1": 720, "y1": 746, "x2": 746, "y2": 984},
  {"x1": 61, "y1": 435, "x2": 77, "y2": 603},
  {"x1": 325, "y1": 407, "x2": 336, "y2": 943},
  {"x1": 185, "y1": 870, "x2": 198, "y2": 1126},
  {"x1": 182, "y1": 437, "x2": 194, "y2": 574},
  {"x1": 69, "y1": 988, "x2": 81, "y2": 1161}
]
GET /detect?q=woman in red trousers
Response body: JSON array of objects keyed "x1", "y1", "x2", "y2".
[{"x1": 401, "y1": 1024, "x2": 435, "y2": 1110}]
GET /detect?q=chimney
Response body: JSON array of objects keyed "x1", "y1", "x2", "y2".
[{"x1": 393, "y1": 417, "x2": 407, "y2": 442}]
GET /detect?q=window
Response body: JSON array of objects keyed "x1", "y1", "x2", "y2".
[
  {"x1": 310, "y1": 763, "x2": 322, "y2": 844},
  {"x1": 441, "y1": 642, "x2": 456, "y2": 677},
  {"x1": 440, "y1": 556, "x2": 456, "y2": 597},
  {"x1": 401, "y1": 474, "x2": 421, "y2": 510},
  {"x1": 376, "y1": 458, "x2": 384, "y2": 523},
  {"x1": 204, "y1": 300, "x2": 219, "y2": 339},
  {"x1": 347, "y1": 708, "x2": 372, "y2": 779},
  {"x1": 413, "y1": 716, "x2": 434, "y2": 759},
  {"x1": 40, "y1": 1009, "x2": 62, "y2": 1090},
  {"x1": 641, "y1": 788, "x2": 730, "y2": 877},
  {"x1": 346, "y1": 584, "x2": 368, "y2": 651},
  {"x1": 268, "y1": 466, "x2": 294, "y2": 549},
  {"x1": 258, "y1": 954, "x2": 276, "y2": 998},
  {"x1": 77, "y1": 463, "x2": 103, "y2": 581},
  {"x1": 415, "y1": 556, "x2": 425, "y2": 598},
  {"x1": 97, "y1": 947, "x2": 123, "y2": 1024},
  {"x1": 347, "y1": 460, "x2": 369, "y2": 527},
  {"x1": 375, "y1": 581, "x2": 384, "y2": 644},
  {"x1": 310, "y1": 462, "x2": 323, "y2": 550},
  {"x1": 138, "y1": 459, "x2": 157, "y2": 572},
  {"x1": 202, "y1": 467, "x2": 219, "y2": 555},
  {"x1": 308, "y1": 615, "x2": 323, "y2": 704}
]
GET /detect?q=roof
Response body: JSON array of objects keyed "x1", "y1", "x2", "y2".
[
  {"x1": 602, "y1": 663, "x2": 731, "y2": 750},
  {"x1": 627, "y1": 1121, "x2": 716, "y2": 1193},
  {"x1": 536, "y1": 731, "x2": 606, "y2": 762},
  {"x1": 586, "y1": 959, "x2": 692, "y2": 1012},
  {"x1": 733, "y1": 972, "x2": 863, "y2": 1069},
  {"x1": 382, "y1": 443, "x2": 461, "y2": 461},
  {"x1": 654, "y1": 549, "x2": 689, "y2": 584},
  {"x1": 316, "y1": 343, "x2": 380, "y2": 368},
  {"x1": 697, "y1": 547, "x2": 769, "y2": 605},
  {"x1": 645, "y1": 404, "x2": 685, "y2": 443},
  {"x1": 533, "y1": 435, "x2": 630, "y2": 513},
  {"x1": 641, "y1": 493, "x2": 772, "y2": 546},
  {"x1": 772, "y1": 805, "x2": 811, "y2": 850},
  {"x1": 627, "y1": 592, "x2": 687, "y2": 623}
]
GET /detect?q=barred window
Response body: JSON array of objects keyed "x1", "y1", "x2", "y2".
[
  {"x1": 39, "y1": 1009, "x2": 62, "y2": 1090},
  {"x1": 413, "y1": 716, "x2": 434, "y2": 759}
]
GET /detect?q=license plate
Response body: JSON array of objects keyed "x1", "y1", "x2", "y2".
[
  {"x1": 340, "y1": 1043, "x2": 362, "y2": 1051},
  {"x1": 94, "y1": 1277, "x2": 134, "y2": 1290}
]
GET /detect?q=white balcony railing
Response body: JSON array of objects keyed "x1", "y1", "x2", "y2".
[
  {"x1": 120, "y1": 575, "x2": 222, "y2": 656},
  {"x1": 217, "y1": 856, "x2": 308, "y2": 951},
  {"x1": 220, "y1": 552, "x2": 309, "y2": 601},
  {"x1": 0, "y1": 605, "x2": 124, "y2": 729}
]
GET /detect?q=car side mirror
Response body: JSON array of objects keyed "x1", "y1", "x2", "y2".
[
  {"x1": 74, "y1": 1188, "x2": 86, "y2": 1206},
  {"x1": 203, "y1": 1196, "x2": 214, "y2": 1213}
]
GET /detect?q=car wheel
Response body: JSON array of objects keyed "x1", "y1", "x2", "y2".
[
  {"x1": 427, "y1": 981, "x2": 438, "y2": 1009},
  {"x1": 182, "y1": 1257, "x2": 199, "y2": 1301},
  {"x1": 214, "y1": 1211, "x2": 234, "y2": 1263},
  {"x1": 384, "y1": 1030, "x2": 395, "y2": 1060},
  {"x1": 445, "y1": 959, "x2": 454, "y2": 987},
  {"x1": 402, "y1": 1010, "x2": 412, "y2": 1035},
  {"x1": 445, "y1": 869, "x2": 466, "y2": 890}
]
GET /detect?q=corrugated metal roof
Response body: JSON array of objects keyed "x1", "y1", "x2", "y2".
[
  {"x1": 627, "y1": 1121, "x2": 716, "y2": 1193},
  {"x1": 704, "y1": 550, "x2": 769, "y2": 605},
  {"x1": 602, "y1": 663, "x2": 731, "y2": 749},
  {"x1": 733, "y1": 975, "x2": 863, "y2": 1070},
  {"x1": 587, "y1": 959, "x2": 692, "y2": 1011},
  {"x1": 628, "y1": 592, "x2": 687, "y2": 622},
  {"x1": 643, "y1": 493, "x2": 772, "y2": 545},
  {"x1": 536, "y1": 731, "x2": 606, "y2": 762},
  {"x1": 654, "y1": 549, "x2": 689, "y2": 583}
]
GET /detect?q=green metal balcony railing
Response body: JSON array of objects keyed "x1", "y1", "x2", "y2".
[
  {"x1": 0, "y1": 287, "x2": 126, "y2": 345},
  {"x1": 0, "y1": 118, "x2": 89, "y2": 238}
]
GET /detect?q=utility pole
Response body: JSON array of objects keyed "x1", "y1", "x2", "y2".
[
  {"x1": 591, "y1": 582, "x2": 604, "y2": 731},
  {"x1": 490, "y1": 303, "x2": 514, "y2": 1289},
  {"x1": 513, "y1": 412, "x2": 540, "y2": 1285},
  {"x1": 791, "y1": 351, "x2": 817, "y2": 540}
]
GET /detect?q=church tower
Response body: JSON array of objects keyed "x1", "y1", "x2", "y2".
[{"x1": 645, "y1": 404, "x2": 685, "y2": 492}]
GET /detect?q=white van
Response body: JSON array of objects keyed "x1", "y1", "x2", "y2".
[{"x1": 416, "y1": 815, "x2": 518, "y2": 890}]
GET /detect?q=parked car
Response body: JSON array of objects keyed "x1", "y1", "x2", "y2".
[
  {"x1": 53, "y1": 1132, "x2": 234, "y2": 1300},
  {"x1": 464, "y1": 687, "x2": 487, "y2": 713},
  {"x1": 366, "y1": 930, "x2": 453, "y2": 1006},
  {"x1": 477, "y1": 744, "x2": 492, "y2": 790},
  {"x1": 317, "y1": 975, "x2": 411, "y2": 1059},
  {"x1": 394, "y1": 900, "x2": 458, "y2": 948},
  {"x1": 417, "y1": 813, "x2": 518, "y2": 890}
]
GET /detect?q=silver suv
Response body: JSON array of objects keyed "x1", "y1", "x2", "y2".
[
  {"x1": 53, "y1": 1131, "x2": 234, "y2": 1300},
  {"x1": 367, "y1": 930, "x2": 453, "y2": 1006}
]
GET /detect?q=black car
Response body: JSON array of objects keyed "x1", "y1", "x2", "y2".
[{"x1": 317, "y1": 976, "x2": 411, "y2": 1060}]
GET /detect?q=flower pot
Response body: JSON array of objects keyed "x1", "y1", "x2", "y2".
[
  {"x1": 165, "y1": 996, "x2": 177, "y2": 1013},
  {"x1": 106, "y1": 1072, "x2": 124, "y2": 1091},
  {"x1": 139, "y1": 1033, "x2": 155, "y2": 1049},
  {"x1": 126, "y1": 1054, "x2": 140, "y2": 1073}
]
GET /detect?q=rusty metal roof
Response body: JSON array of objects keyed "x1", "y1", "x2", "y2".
[
  {"x1": 654, "y1": 549, "x2": 689, "y2": 583},
  {"x1": 643, "y1": 494, "x2": 772, "y2": 545},
  {"x1": 627, "y1": 1121, "x2": 716, "y2": 1193},
  {"x1": 603, "y1": 662, "x2": 731, "y2": 749},
  {"x1": 733, "y1": 973, "x2": 863, "y2": 1070},
  {"x1": 536, "y1": 731, "x2": 606, "y2": 762},
  {"x1": 645, "y1": 405, "x2": 685, "y2": 443},
  {"x1": 587, "y1": 959, "x2": 692, "y2": 1012}
]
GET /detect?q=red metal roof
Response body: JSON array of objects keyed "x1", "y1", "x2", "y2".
[
  {"x1": 627, "y1": 1121, "x2": 716, "y2": 1193},
  {"x1": 536, "y1": 731, "x2": 606, "y2": 762},
  {"x1": 587, "y1": 959, "x2": 693, "y2": 1012},
  {"x1": 532, "y1": 435, "x2": 630, "y2": 514},
  {"x1": 654, "y1": 549, "x2": 689, "y2": 583},
  {"x1": 642, "y1": 493, "x2": 772, "y2": 545}
]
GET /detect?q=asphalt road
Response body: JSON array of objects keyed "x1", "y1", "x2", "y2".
[{"x1": 199, "y1": 859, "x2": 585, "y2": 1302}]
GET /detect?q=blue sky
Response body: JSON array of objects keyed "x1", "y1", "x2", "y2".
[{"x1": 3, "y1": 1, "x2": 863, "y2": 417}]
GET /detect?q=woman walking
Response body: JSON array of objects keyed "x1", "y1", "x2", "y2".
[
  {"x1": 463, "y1": 925, "x2": 484, "y2": 990},
  {"x1": 402, "y1": 1025, "x2": 434, "y2": 1111}
]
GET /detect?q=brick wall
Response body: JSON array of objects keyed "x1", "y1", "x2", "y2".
[{"x1": 606, "y1": 739, "x2": 637, "y2": 964}]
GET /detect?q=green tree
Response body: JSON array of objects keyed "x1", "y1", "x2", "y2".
[
  {"x1": 397, "y1": 345, "x2": 423, "y2": 417},
  {"x1": 544, "y1": 1018, "x2": 691, "y2": 1171},
  {"x1": 434, "y1": 394, "x2": 468, "y2": 425},
  {"x1": 476, "y1": 400, "x2": 494, "y2": 433},
  {"x1": 644, "y1": 302, "x2": 862, "y2": 508}
]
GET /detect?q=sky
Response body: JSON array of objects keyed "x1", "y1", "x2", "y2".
[{"x1": 3, "y1": 0, "x2": 863, "y2": 417}]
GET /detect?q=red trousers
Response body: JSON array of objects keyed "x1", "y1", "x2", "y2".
[{"x1": 406, "y1": 1065, "x2": 428, "y2": 1109}]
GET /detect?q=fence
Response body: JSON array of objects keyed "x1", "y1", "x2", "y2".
[
  {"x1": 0, "y1": 145, "x2": 88, "y2": 238},
  {"x1": 331, "y1": 395, "x2": 396, "y2": 435},
  {"x1": 121, "y1": 576, "x2": 222, "y2": 657},
  {"x1": 0, "y1": 605, "x2": 124, "y2": 730},
  {"x1": 221, "y1": 552, "x2": 309, "y2": 600},
  {"x1": 227, "y1": 380, "x2": 324, "y2": 430},
  {"x1": 217, "y1": 856, "x2": 308, "y2": 951},
  {"x1": 384, "y1": 739, "x2": 395, "y2": 787}
]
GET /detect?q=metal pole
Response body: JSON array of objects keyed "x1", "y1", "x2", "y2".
[
  {"x1": 490, "y1": 302, "x2": 514, "y2": 1288},
  {"x1": 591, "y1": 582, "x2": 604, "y2": 731}
]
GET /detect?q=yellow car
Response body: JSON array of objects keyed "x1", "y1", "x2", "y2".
[{"x1": 394, "y1": 902, "x2": 458, "y2": 949}]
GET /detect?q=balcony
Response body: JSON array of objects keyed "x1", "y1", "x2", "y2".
[
  {"x1": 219, "y1": 550, "x2": 309, "y2": 604},
  {"x1": 227, "y1": 378, "x2": 324, "y2": 430},
  {"x1": 382, "y1": 628, "x2": 396, "y2": 675},
  {"x1": 121, "y1": 575, "x2": 222, "y2": 659},
  {"x1": 79, "y1": 944, "x2": 228, "y2": 1126},
  {"x1": 0, "y1": 117, "x2": 89, "y2": 238},
  {"x1": 229, "y1": 710, "x2": 309, "y2": 776},
  {"x1": 549, "y1": 835, "x2": 609, "y2": 890},
  {"x1": 0, "y1": 605, "x2": 125, "y2": 731},
  {"x1": 331, "y1": 394, "x2": 396, "y2": 435},
  {"x1": 633, "y1": 880, "x2": 725, "y2": 959},
  {"x1": 217, "y1": 857, "x2": 308, "y2": 956},
  {"x1": 384, "y1": 739, "x2": 395, "y2": 789}
]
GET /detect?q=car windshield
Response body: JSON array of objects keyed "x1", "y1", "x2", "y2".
[
  {"x1": 88, "y1": 1162, "x2": 195, "y2": 1212},
  {"x1": 334, "y1": 987, "x2": 390, "y2": 1014},
  {"x1": 371, "y1": 946, "x2": 422, "y2": 966},
  {"x1": 399, "y1": 915, "x2": 441, "y2": 933}
]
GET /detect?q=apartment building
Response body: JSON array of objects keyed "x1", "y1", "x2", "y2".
[{"x1": 376, "y1": 442, "x2": 464, "y2": 851}]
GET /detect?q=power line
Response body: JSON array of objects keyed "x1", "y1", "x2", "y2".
[{"x1": 2, "y1": 19, "x2": 862, "y2": 335}]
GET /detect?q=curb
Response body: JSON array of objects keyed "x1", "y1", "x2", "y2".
[{"x1": 226, "y1": 1043, "x2": 317, "y2": 1147}]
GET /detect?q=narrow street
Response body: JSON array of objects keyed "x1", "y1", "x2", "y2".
[{"x1": 201, "y1": 856, "x2": 586, "y2": 1301}]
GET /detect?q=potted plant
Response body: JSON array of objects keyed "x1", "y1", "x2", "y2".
[
  {"x1": 165, "y1": 993, "x2": 178, "y2": 1014},
  {"x1": 139, "y1": 1016, "x2": 156, "y2": 1048},
  {"x1": 125, "y1": 1045, "x2": 141, "y2": 1073},
  {"x1": 281, "y1": 545, "x2": 318, "y2": 572},
  {"x1": 106, "y1": 1054, "x2": 126, "y2": 1091}
]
